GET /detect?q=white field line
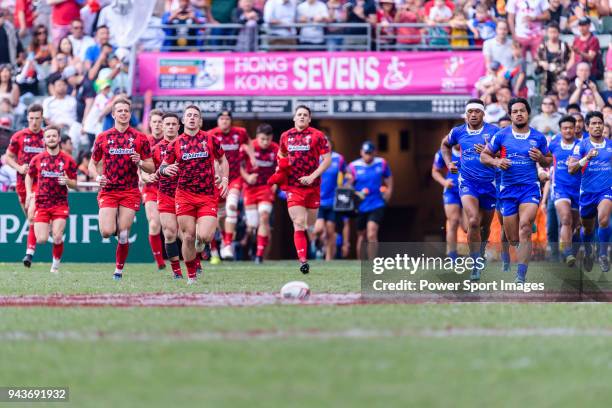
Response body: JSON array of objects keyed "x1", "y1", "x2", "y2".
[{"x1": 2, "y1": 327, "x2": 612, "y2": 342}]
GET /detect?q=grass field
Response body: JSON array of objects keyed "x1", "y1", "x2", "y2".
[{"x1": 2, "y1": 260, "x2": 612, "y2": 407}]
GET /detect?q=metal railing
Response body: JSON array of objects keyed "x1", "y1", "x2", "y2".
[
  {"x1": 376, "y1": 23, "x2": 483, "y2": 51},
  {"x1": 146, "y1": 22, "x2": 372, "y2": 52}
]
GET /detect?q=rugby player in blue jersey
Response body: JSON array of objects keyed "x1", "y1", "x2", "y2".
[
  {"x1": 441, "y1": 99, "x2": 499, "y2": 281},
  {"x1": 313, "y1": 142, "x2": 346, "y2": 261},
  {"x1": 432, "y1": 146, "x2": 464, "y2": 260},
  {"x1": 346, "y1": 141, "x2": 393, "y2": 260},
  {"x1": 481, "y1": 98, "x2": 553, "y2": 283},
  {"x1": 497, "y1": 116, "x2": 512, "y2": 272},
  {"x1": 549, "y1": 115, "x2": 582, "y2": 266},
  {"x1": 568, "y1": 111, "x2": 612, "y2": 273}
]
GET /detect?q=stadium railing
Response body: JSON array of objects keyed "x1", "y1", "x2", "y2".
[{"x1": 375, "y1": 23, "x2": 482, "y2": 51}]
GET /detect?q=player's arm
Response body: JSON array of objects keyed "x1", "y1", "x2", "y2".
[
  {"x1": 58, "y1": 172, "x2": 77, "y2": 189},
  {"x1": 217, "y1": 154, "x2": 230, "y2": 198},
  {"x1": 242, "y1": 142, "x2": 257, "y2": 168},
  {"x1": 5, "y1": 150, "x2": 28, "y2": 175},
  {"x1": 440, "y1": 133, "x2": 458, "y2": 173},
  {"x1": 529, "y1": 141, "x2": 552, "y2": 168},
  {"x1": 568, "y1": 146, "x2": 597, "y2": 174},
  {"x1": 382, "y1": 175, "x2": 393, "y2": 202},
  {"x1": 480, "y1": 145, "x2": 511, "y2": 170},
  {"x1": 431, "y1": 165, "x2": 450, "y2": 188},
  {"x1": 300, "y1": 151, "x2": 331, "y2": 186}
]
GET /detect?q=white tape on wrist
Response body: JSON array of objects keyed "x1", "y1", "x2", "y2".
[
  {"x1": 579, "y1": 157, "x2": 588, "y2": 167},
  {"x1": 96, "y1": 175, "x2": 103, "y2": 182}
]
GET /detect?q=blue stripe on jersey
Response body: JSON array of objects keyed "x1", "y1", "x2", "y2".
[
  {"x1": 447, "y1": 122, "x2": 499, "y2": 183},
  {"x1": 573, "y1": 137, "x2": 612, "y2": 194},
  {"x1": 488, "y1": 126, "x2": 549, "y2": 187}
]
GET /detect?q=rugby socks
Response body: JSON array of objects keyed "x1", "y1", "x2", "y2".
[
  {"x1": 165, "y1": 241, "x2": 182, "y2": 277},
  {"x1": 517, "y1": 263, "x2": 528, "y2": 281},
  {"x1": 170, "y1": 260, "x2": 183, "y2": 278},
  {"x1": 185, "y1": 259, "x2": 197, "y2": 279},
  {"x1": 195, "y1": 253, "x2": 202, "y2": 271},
  {"x1": 294, "y1": 230, "x2": 308, "y2": 263},
  {"x1": 256, "y1": 235, "x2": 269, "y2": 257},
  {"x1": 115, "y1": 243, "x2": 129, "y2": 271},
  {"x1": 210, "y1": 239, "x2": 219, "y2": 257},
  {"x1": 597, "y1": 226, "x2": 611, "y2": 257},
  {"x1": 223, "y1": 232, "x2": 233, "y2": 246},
  {"x1": 148, "y1": 234, "x2": 166, "y2": 268},
  {"x1": 572, "y1": 233, "x2": 581, "y2": 256},
  {"x1": 581, "y1": 229, "x2": 594, "y2": 256},
  {"x1": 26, "y1": 225, "x2": 36, "y2": 255},
  {"x1": 52, "y1": 242, "x2": 64, "y2": 262},
  {"x1": 447, "y1": 250, "x2": 458, "y2": 261},
  {"x1": 479, "y1": 241, "x2": 488, "y2": 258},
  {"x1": 469, "y1": 252, "x2": 480, "y2": 271},
  {"x1": 501, "y1": 250, "x2": 511, "y2": 265}
]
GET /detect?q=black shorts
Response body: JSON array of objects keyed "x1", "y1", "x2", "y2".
[
  {"x1": 317, "y1": 206, "x2": 338, "y2": 223},
  {"x1": 356, "y1": 206, "x2": 385, "y2": 231}
]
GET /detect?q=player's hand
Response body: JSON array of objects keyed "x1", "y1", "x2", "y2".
[
  {"x1": 164, "y1": 164, "x2": 179, "y2": 177},
  {"x1": 474, "y1": 144, "x2": 485, "y2": 154},
  {"x1": 496, "y1": 158, "x2": 511, "y2": 170},
  {"x1": 246, "y1": 173, "x2": 257, "y2": 185},
  {"x1": 58, "y1": 171, "x2": 68, "y2": 186},
  {"x1": 528, "y1": 147, "x2": 543, "y2": 162},
  {"x1": 219, "y1": 177, "x2": 229, "y2": 199},
  {"x1": 444, "y1": 179, "x2": 454, "y2": 189},
  {"x1": 97, "y1": 175, "x2": 108, "y2": 188},
  {"x1": 299, "y1": 174, "x2": 316, "y2": 186},
  {"x1": 148, "y1": 172, "x2": 159, "y2": 183},
  {"x1": 448, "y1": 161, "x2": 458, "y2": 174},
  {"x1": 130, "y1": 153, "x2": 141, "y2": 164},
  {"x1": 18, "y1": 163, "x2": 29, "y2": 175},
  {"x1": 587, "y1": 148, "x2": 598, "y2": 160}
]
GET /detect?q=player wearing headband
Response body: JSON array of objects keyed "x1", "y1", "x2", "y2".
[
  {"x1": 208, "y1": 110, "x2": 255, "y2": 261},
  {"x1": 481, "y1": 98, "x2": 552, "y2": 283},
  {"x1": 441, "y1": 99, "x2": 499, "y2": 281},
  {"x1": 568, "y1": 111, "x2": 612, "y2": 273}
]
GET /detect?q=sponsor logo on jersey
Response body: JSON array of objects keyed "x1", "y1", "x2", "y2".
[
  {"x1": 24, "y1": 146, "x2": 44, "y2": 154},
  {"x1": 221, "y1": 143, "x2": 240, "y2": 151},
  {"x1": 109, "y1": 148, "x2": 135, "y2": 155},
  {"x1": 182, "y1": 151, "x2": 209, "y2": 160},
  {"x1": 288, "y1": 145, "x2": 310, "y2": 152},
  {"x1": 41, "y1": 170, "x2": 63, "y2": 178},
  {"x1": 255, "y1": 159, "x2": 274, "y2": 167}
]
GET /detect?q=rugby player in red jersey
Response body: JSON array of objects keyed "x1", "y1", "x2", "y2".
[
  {"x1": 25, "y1": 126, "x2": 77, "y2": 273},
  {"x1": 241, "y1": 123, "x2": 278, "y2": 264},
  {"x1": 274, "y1": 105, "x2": 331, "y2": 274},
  {"x1": 88, "y1": 98, "x2": 155, "y2": 280},
  {"x1": 208, "y1": 110, "x2": 255, "y2": 260},
  {"x1": 5, "y1": 104, "x2": 45, "y2": 267},
  {"x1": 150, "y1": 112, "x2": 184, "y2": 279},
  {"x1": 140, "y1": 109, "x2": 166, "y2": 270},
  {"x1": 159, "y1": 105, "x2": 229, "y2": 284}
]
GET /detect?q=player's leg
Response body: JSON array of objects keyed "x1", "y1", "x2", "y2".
[
  {"x1": 313, "y1": 212, "x2": 326, "y2": 259},
  {"x1": 365, "y1": 219, "x2": 380, "y2": 260},
  {"x1": 579, "y1": 193, "x2": 598, "y2": 272},
  {"x1": 98, "y1": 207, "x2": 119, "y2": 238},
  {"x1": 209, "y1": 202, "x2": 225, "y2": 264},
  {"x1": 356, "y1": 212, "x2": 367, "y2": 260},
  {"x1": 160, "y1": 212, "x2": 183, "y2": 279},
  {"x1": 479, "y1": 209, "x2": 494, "y2": 258},
  {"x1": 221, "y1": 188, "x2": 240, "y2": 260},
  {"x1": 596, "y1": 199, "x2": 612, "y2": 272},
  {"x1": 113, "y1": 206, "x2": 137, "y2": 279},
  {"x1": 178, "y1": 215, "x2": 198, "y2": 281},
  {"x1": 497, "y1": 210, "x2": 511, "y2": 272},
  {"x1": 288, "y1": 205, "x2": 309, "y2": 272},
  {"x1": 571, "y1": 209, "x2": 581, "y2": 258},
  {"x1": 515, "y1": 202, "x2": 539, "y2": 283},
  {"x1": 192, "y1": 215, "x2": 217, "y2": 281},
  {"x1": 49, "y1": 218, "x2": 67, "y2": 273},
  {"x1": 255, "y1": 202, "x2": 273, "y2": 263},
  {"x1": 145, "y1": 200, "x2": 165, "y2": 270},
  {"x1": 34, "y1": 221, "x2": 50, "y2": 246},
  {"x1": 555, "y1": 199, "x2": 575, "y2": 265},
  {"x1": 460, "y1": 195, "x2": 482, "y2": 262},
  {"x1": 244, "y1": 204, "x2": 260, "y2": 261},
  {"x1": 324, "y1": 219, "x2": 337, "y2": 261},
  {"x1": 23, "y1": 196, "x2": 37, "y2": 265},
  {"x1": 443, "y1": 204, "x2": 461, "y2": 260},
  {"x1": 341, "y1": 217, "x2": 351, "y2": 259}
]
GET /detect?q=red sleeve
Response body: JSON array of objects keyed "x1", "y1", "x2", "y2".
[
  {"x1": 164, "y1": 140, "x2": 177, "y2": 164},
  {"x1": 316, "y1": 132, "x2": 330, "y2": 156},
  {"x1": 92, "y1": 134, "x2": 104, "y2": 162},
  {"x1": 27, "y1": 156, "x2": 38, "y2": 178},
  {"x1": 151, "y1": 146, "x2": 161, "y2": 168},
  {"x1": 279, "y1": 133, "x2": 288, "y2": 155},
  {"x1": 66, "y1": 156, "x2": 78, "y2": 179},
  {"x1": 209, "y1": 133, "x2": 225, "y2": 159},
  {"x1": 7, "y1": 133, "x2": 20, "y2": 156},
  {"x1": 138, "y1": 133, "x2": 152, "y2": 160},
  {"x1": 239, "y1": 128, "x2": 249, "y2": 145}
]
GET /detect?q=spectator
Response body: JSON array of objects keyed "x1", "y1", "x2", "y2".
[
  {"x1": 50, "y1": 51, "x2": 69, "y2": 75},
  {"x1": 555, "y1": 75, "x2": 571, "y2": 110},
  {"x1": 0, "y1": 8, "x2": 23, "y2": 66},
  {"x1": 42, "y1": 76, "x2": 80, "y2": 150},
  {"x1": 506, "y1": 0, "x2": 550, "y2": 59},
  {"x1": 482, "y1": 19, "x2": 513, "y2": 70},
  {"x1": 83, "y1": 77, "x2": 112, "y2": 147},
  {"x1": 0, "y1": 97, "x2": 14, "y2": 127},
  {"x1": 263, "y1": 0, "x2": 297, "y2": 50},
  {"x1": 68, "y1": 19, "x2": 95, "y2": 61},
  {"x1": 326, "y1": 0, "x2": 346, "y2": 51},
  {"x1": 60, "y1": 133, "x2": 73, "y2": 156},
  {"x1": 48, "y1": 0, "x2": 81, "y2": 46},
  {"x1": 475, "y1": 60, "x2": 504, "y2": 98},
  {"x1": 29, "y1": 24, "x2": 53, "y2": 65},
  {"x1": 57, "y1": 36, "x2": 82, "y2": 71},
  {"x1": 468, "y1": 3, "x2": 496, "y2": 47},
  {"x1": 601, "y1": 70, "x2": 612, "y2": 105},
  {"x1": 232, "y1": 0, "x2": 263, "y2": 52},
  {"x1": 565, "y1": 0, "x2": 601, "y2": 35},
  {"x1": 76, "y1": 151, "x2": 94, "y2": 190},
  {"x1": 209, "y1": 0, "x2": 238, "y2": 48},
  {"x1": 423, "y1": 0, "x2": 455, "y2": 16},
  {"x1": 15, "y1": 50, "x2": 38, "y2": 95},
  {"x1": 449, "y1": 9, "x2": 469, "y2": 49},
  {"x1": 14, "y1": 0, "x2": 34, "y2": 47},
  {"x1": 395, "y1": 0, "x2": 422, "y2": 48},
  {"x1": 62, "y1": 64, "x2": 94, "y2": 124},
  {"x1": 484, "y1": 85, "x2": 511, "y2": 123},
  {"x1": 426, "y1": 0, "x2": 452, "y2": 47},
  {"x1": 96, "y1": 0, "x2": 131, "y2": 47},
  {"x1": 535, "y1": 23, "x2": 571, "y2": 94},
  {"x1": 162, "y1": 0, "x2": 205, "y2": 50},
  {"x1": 80, "y1": 0, "x2": 109, "y2": 36},
  {"x1": 344, "y1": 0, "x2": 377, "y2": 49},
  {"x1": 376, "y1": 0, "x2": 396, "y2": 48},
  {"x1": 0, "y1": 153, "x2": 17, "y2": 191},
  {"x1": 530, "y1": 97, "x2": 562, "y2": 138},
  {"x1": 548, "y1": 0, "x2": 566, "y2": 25},
  {"x1": 0, "y1": 64, "x2": 19, "y2": 107},
  {"x1": 604, "y1": 122, "x2": 611, "y2": 139},
  {"x1": 497, "y1": 41, "x2": 527, "y2": 97},
  {"x1": 297, "y1": 0, "x2": 330, "y2": 49},
  {"x1": 568, "y1": 17, "x2": 601, "y2": 80},
  {"x1": 569, "y1": 63, "x2": 605, "y2": 111},
  {"x1": 84, "y1": 25, "x2": 111, "y2": 70}
]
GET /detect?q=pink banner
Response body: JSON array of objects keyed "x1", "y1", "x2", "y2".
[{"x1": 137, "y1": 51, "x2": 485, "y2": 96}]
